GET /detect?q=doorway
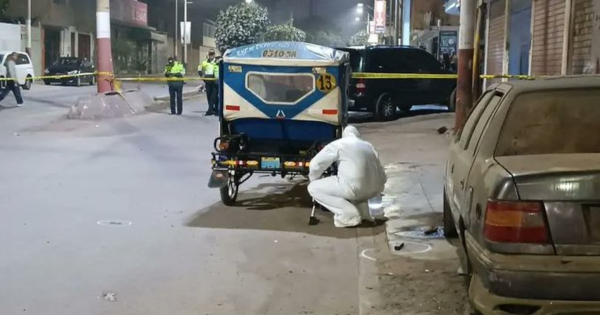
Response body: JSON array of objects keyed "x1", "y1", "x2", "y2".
[
  {"x1": 78, "y1": 34, "x2": 91, "y2": 60},
  {"x1": 44, "y1": 28, "x2": 61, "y2": 69},
  {"x1": 508, "y1": 0, "x2": 532, "y2": 75}
]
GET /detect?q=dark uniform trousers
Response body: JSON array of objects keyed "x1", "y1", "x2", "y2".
[{"x1": 169, "y1": 82, "x2": 184, "y2": 115}]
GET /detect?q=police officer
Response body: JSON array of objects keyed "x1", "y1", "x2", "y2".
[
  {"x1": 164, "y1": 56, "x2": 186, "y2": 115},
  {"x1": 199, "y1": 49, "x2": 219, "y2": 116}
]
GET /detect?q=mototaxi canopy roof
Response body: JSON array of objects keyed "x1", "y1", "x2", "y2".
[{"x1": 223, "y1": 42, "x2": 350, "y2": 67}]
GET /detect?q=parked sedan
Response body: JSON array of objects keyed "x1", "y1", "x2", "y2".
[
  {"x1": 44, "y1": 57, "x2": 96, "y2": 86},
  {"x1": 444, "y1": 76, "x2": 600, "y2": 315}
]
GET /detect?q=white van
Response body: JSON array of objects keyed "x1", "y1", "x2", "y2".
[{"x1": 0, "y1": 51, "x2": 35, "y2": 90}]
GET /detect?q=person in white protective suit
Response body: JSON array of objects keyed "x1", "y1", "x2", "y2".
[{"x1": 307, "y1": 125, "x2": 387, "y2": 228}]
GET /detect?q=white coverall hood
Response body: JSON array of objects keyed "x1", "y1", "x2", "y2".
[
  {"x1": 342, "y1": 125, "x2": 360, "y2": 138},
  {"x1": 307, "y1": 125, "x2": 387, "y2": 228}
]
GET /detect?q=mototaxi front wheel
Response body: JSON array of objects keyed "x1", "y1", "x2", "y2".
[{"x1": 220, "y1": 174, "x2": 239, "y2": 206}]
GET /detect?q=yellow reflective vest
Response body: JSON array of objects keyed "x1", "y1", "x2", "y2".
[
  {"x1": 165, "y1": 61, "x2": 185, "y2": 77},
  {"x1": 199, "y1": 58, "x2": 219, "y2": 79}
]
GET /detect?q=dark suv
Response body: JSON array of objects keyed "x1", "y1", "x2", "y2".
[{"x1": 337, "y1": 46, "x2": 457, "y2": 120}]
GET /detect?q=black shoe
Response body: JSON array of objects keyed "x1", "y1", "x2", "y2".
[
  {"x1": 169, "y1": 112, "x2": 176, "y2": 115},
  {"x1": 204, "y1": 111, "x2": 214, "y2": 116}
]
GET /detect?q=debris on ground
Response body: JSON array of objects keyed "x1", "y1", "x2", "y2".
[
  {"x1": 436, "y1": 126, "x2": 448, "y2": 134},
  {"x1": 423, "y1": 226, "x2": 439, "y2": 235},
  {"x1": 101, "y1": 292, "x2": 117, "y2": 302}
]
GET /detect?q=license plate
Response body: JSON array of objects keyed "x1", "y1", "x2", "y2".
[{"x1": 261, "y1": 157, "x2": 281, "y2": 169}]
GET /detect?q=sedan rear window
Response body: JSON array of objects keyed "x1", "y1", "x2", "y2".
[{"x1": 496, "y1": 89, "x2": 600, "y2": 156}]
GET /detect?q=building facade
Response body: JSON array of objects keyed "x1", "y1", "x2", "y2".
[
  {"x1": 7, "y1": 0, "x2": 96, "y2": 74},
  {"x1": 445, "y1": 0, "x2": 600, "y2": 86},
  {"x1": 412, "y1": 0, "x2": 460, "y2": 61},
  {"x1": 6, "y1": 0, "x2": 218, "y2": 75}
]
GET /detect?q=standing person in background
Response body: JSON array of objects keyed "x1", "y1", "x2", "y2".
[
  {"x1": 0, "y1": 53, "x2": 23, "y2": 107},
  {"x1": 450, "y1": 52, "x2": 458, "y2": 72},
  {"x1": 199, "y1": 49, "x2": 219, "y2": 116},
  {"x1": 164, "y1": 56, "x2": 186, "y2": 115}
]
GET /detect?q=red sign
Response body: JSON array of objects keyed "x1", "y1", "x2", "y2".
[
  {"x1": 374, "y1": 0, "x2": 386, "y2": 34},
  {"x1": 110, "y1": 0, "x2": 148, "y2": 26}
]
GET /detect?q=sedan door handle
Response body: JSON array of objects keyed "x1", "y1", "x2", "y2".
[{"x1": 460, "y1": 180, "x2": 464, "y2": 189}]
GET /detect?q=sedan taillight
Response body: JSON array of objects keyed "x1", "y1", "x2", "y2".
[{"x1": 483, "y1": 201, "x2": 549, "y2": 244}]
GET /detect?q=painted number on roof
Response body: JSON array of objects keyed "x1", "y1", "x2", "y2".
[
  {"x1": 316, "y1": 73, "x2": 337, "y2": 93},
  {"x1": 262, "y1": 50, "x2": 297, "y2": 58}
]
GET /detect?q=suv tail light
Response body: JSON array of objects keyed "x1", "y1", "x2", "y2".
[
  {"x1": 483, "y1": 201, "x2": 549, "y2": 244},
  {"x1": 356, "y1": 79, "x2": 366, "y2": 94}
]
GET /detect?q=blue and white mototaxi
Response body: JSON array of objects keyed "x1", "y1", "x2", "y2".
[{"x1": 208, "y1": 41, "x2": 351, "y2": 206}]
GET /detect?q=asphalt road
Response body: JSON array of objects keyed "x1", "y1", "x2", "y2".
[{"x1": 0, "y1": 84, "x2": 378, "y2": 315}]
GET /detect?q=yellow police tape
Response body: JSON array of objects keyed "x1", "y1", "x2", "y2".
[{"x1": 0, "y1": 70, "x2": 539, "y2": 83}]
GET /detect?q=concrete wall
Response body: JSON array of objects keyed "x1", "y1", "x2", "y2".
[
  {"x1": 0, "y1": 23, "x2": 21, "y2": 52},
  {"x1": 19, "y1": 25, "x2": 43, "y2": 76}
]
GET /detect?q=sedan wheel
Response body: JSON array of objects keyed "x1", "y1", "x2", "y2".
[{"x1": 443, "y1": 189, "x2": 458, "y2": 238}]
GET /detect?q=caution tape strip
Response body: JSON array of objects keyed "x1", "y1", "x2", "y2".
[
  {"x1": 0, "y1": 71, "x2": 542, "y2": 82},
  {"x1": 352, "y1": 72, "x2": 538, "y2": 80}
]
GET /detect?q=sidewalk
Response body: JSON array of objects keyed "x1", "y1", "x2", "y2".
[{"x1": 358, "y1": 113, "x2": 468, "y2": 315}]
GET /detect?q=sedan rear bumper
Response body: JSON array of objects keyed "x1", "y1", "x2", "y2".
[
  {"x1": 466, "y1": 233, "x2": 600, "y2": 301},
  {"x1": 470, "y1": 274, "x2": 600, "y2": 315}
]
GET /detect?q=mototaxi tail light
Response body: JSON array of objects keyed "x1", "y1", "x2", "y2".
[{"x1": 483, "y1": 201, "x2": 549, "y2": 244}]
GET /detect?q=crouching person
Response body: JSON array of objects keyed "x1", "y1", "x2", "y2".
[{"x1": 307, "y1": 126, "x2": 387, "y2": 228}]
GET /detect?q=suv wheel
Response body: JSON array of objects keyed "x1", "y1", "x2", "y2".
[
  {"x1": 374, "y1": 93, "x2": 396, "y2": 121},
  {"x1": 23, "y1": 76, "x2": 33, "y2": 90},
  {"x1": 448, "y1": 88, "x2": 457, "y2": 112}
]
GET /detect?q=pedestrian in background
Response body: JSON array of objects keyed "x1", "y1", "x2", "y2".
[
  {"x1": 164, "y1": 56, "x2": 185, "y2": 115},
  {"x1": 450, "y1": 52, "x2": 458, "y2": 72},
  {"x1": 0, "y1": 53, "x2": 23, "y2": 107},
  {"x1": 199, "y1": 49, "x2": 219, "y2": 116}
]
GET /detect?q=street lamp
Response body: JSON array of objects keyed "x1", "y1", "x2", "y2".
[
  {"x1": 183, "y1": 1, "x2": 192, "y2": 65},
  {"x1": 26, "y1": 0, "x2": 31, "y2": 55},
  {"x1": 356, "y1": 3, "x2": 373, "y2": 33},
  {"x1": 174, "y1": 0, "x2": 178, "y2": 58}
]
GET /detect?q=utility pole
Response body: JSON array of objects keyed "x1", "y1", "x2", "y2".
[
  {"x1": 183, "y1": 0, "x2": 188, "y2": 64},
  {"x1": 26, "y1": 0, "x2": 31, "y2": 56},
  {"x1": 96, "y1": 0, "x2": 114, "y2": 93},
  {"x1": 175, "y1": 0, "x2": 178, "y2": 58},
  {"x1": 455, "y1": 0, "x2": 476, "y2": 130},
  {"x1": 394, "y1": 0, "x2": 400, "y2": 45}
]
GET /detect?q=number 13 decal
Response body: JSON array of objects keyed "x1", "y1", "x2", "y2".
[{"x1": 316, "y1": 73, "x2": 337, "y2": 93}]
